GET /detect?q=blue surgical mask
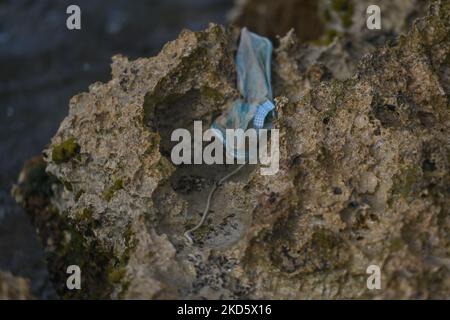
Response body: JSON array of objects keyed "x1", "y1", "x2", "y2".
[{"x1": 211, "y1": 28, "x2": 275, "y2": 160}]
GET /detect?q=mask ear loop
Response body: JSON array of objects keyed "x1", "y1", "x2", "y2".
[
  {"x1": 183, "y1": 100, "x2": 274, "y2": 245},
  {"x1": 184, "y1": 163, "x2": 246, "y2": 244},
  {"x1": 184, "y1": 29, "x2": 273, "y2": 245}
]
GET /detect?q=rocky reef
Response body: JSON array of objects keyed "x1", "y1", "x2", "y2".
[{"x1": 13, "y1": 0, "x2": 450, "y2": 299}]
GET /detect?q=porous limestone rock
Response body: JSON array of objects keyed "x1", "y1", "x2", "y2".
[
  {"x1": 14, "y1": 1, "x2": 450, "y2": 299},
  {"x1": 0, "y1": 271, "x2": 33, "y2": 300},
  {"x1": 231, "y1": 0, "x2": 429, "y2": 81},
  {"x1": 230, "y1": 0, "x2": 427, "y2": 44}
]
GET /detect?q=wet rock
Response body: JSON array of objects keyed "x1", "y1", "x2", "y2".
[{"x1": 14, "y1": 1, "x2": 450, "y2": 299}]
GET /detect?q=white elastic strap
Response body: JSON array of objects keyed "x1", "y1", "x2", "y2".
[{"x1": 184, "y1": 163, "x2": 246, "y2": 244}]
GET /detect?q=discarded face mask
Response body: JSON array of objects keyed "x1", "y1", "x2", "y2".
[
  {"x1": 184, "y1": 28, "x2": 276, "y2": 244},
  {"x1": 211, "y1": 27, "x2": 275, "y2": 161}
]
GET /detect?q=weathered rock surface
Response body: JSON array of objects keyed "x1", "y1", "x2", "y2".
[
  {"x1": 0, "y1": 271, "x2": 33, "y2": 300},
  {"x1": 14, "y1": 1, "x2": 450, "y2": 299},
  {"x1": 230, "y1": 0, "x2": 427, "y2": 44},
  {"x1": 231, "y1": 0, "x2": 428, "y2": 81}
]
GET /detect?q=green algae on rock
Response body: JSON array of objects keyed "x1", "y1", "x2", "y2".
[{"x1": 51, "y1": 138, "x2": 80, "y2": 164}]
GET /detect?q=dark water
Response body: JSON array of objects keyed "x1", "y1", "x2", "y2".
[{"x1": 0, "y1": 0, "x2": 233, "y2": 299}]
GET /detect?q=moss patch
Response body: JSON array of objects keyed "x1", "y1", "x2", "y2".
[
  {"x1": 52, "y1": 138, "x2": 80, "y2": 164},
  {"x1": 332, "y1": 0, "x2": 354, "y2": 28},
  {"x1": 200, "y1": 86, "x2": 225, "y2": 103},
  {"x1": 390, "y1": 166, "x2": 421, "y2": 204},
  {"x1": 22, "y1": 160, "x2": 57, "y2": 199},
  {"x1": 103, "y1": 179, "x2": 124, "y2": 201},
  {"x1": 17, "y1": 158, "x2": 120, "y2": 299},
  {"x1": 155, "y1": 157, "x2": 175, "y2": 177},
  {"x1": 75, "y1": 189, "x2": 85, "y2": 202}
]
